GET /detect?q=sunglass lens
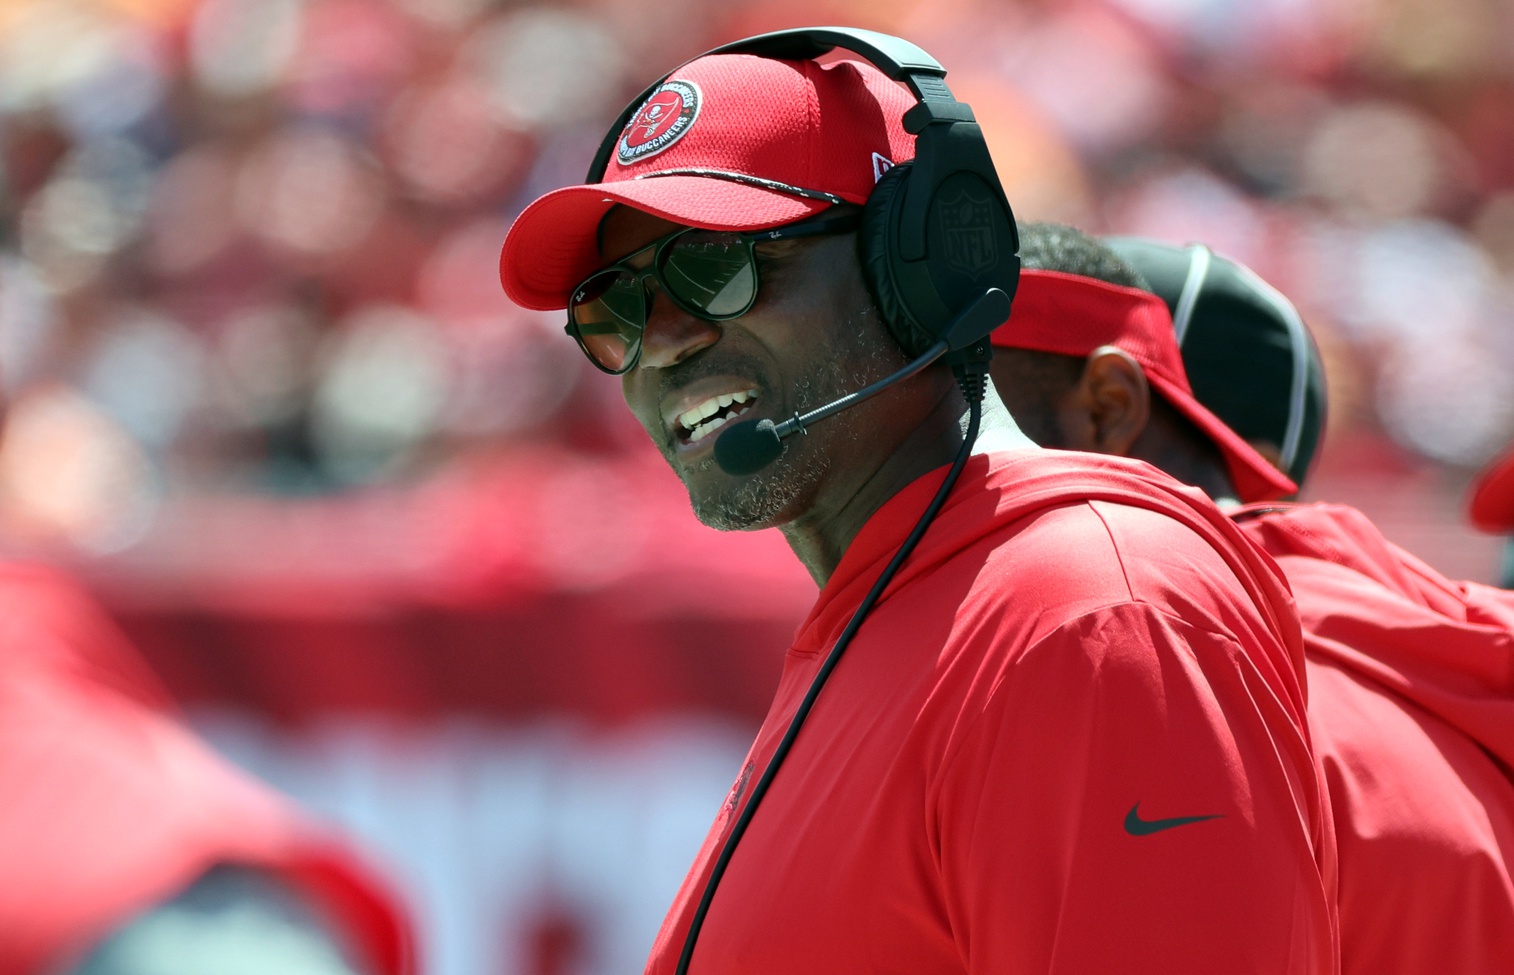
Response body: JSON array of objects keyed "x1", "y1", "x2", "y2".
[
  {"x1": 570, "y1": 271, "x2": 646, "y2": 371},
  {"x1": 660, "y1": 233, "x2": 757, "y2": 318}
]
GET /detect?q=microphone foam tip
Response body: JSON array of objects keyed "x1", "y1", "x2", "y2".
[{"x1": 714, "y1": 418, "x2": 784, "y2": 475}]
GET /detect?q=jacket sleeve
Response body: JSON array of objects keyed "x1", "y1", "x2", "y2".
[{"x1": 931, "y1": 601, "x2": 1337, "y2": 975}]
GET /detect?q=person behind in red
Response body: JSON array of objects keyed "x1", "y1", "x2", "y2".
[
  {"x1": 497, "y1": 27, "x2": 1336, "y2": 975},
  {"x1": 0, "y1": 562, "x2": 414, "y2": 975},
  {"x1": 988, "y1": 223, "x2": 1514, "y2": 975},
  {"x1": 1469, "y1": 445, "x2": 1514, "y2": 586}
]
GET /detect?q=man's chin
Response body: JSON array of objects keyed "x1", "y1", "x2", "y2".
[
  {"x1": 647, "y1": 414, "x2": 831, "y2": 532},
  {"x1": 676, "y1": 454, "x2": 821, "y2": 534},
  {"x1": 684, "y1": 471, "x2": 787, "y2": 533}
]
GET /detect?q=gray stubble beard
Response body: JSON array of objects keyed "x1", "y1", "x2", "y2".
[
  {"x1": 684, "y1": 369, "x2": 836, "y2": 532},
  {"x1": 675, "y1": 308, "x2": 904, "y2": 532}
]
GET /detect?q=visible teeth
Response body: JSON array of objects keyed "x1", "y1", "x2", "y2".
[
  {"x1": 676, "y1": 389, "x2": 756, "y2": 434},
  {"x1": 688, "y1": 413, "x2": 732, "y2": 443},
  {"x1": 680, "y1": 400, "x2": 715, "y2": 428}
]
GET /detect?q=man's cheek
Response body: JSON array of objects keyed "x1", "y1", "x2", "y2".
[
  {"x1": 620, "y1": 382, "x2": 666, "y2": 448},
  {"x1": 620, "y1": 377, "x2": 649, "y2": 426}
]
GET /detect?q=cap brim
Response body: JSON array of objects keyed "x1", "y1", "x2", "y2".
[
  {"x1": 1145, "y1": 370, "x2": 1299, "y2": 503},
  {"x1": 1469, "y1": 447, "x2": 1514, "y2": 533},
  {"x1": 500, "y1": 177, "x2": 835, "y2": 311}
]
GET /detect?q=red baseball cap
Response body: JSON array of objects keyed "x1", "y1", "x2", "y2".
[
  {"x1": 1469, "y1": 446, "x2": 1514, "y2": 533},
  {"x1": 499, "y1": 52, "x2": 916, "y2": 311},
  {"x1": 992, "y1": 269, "x2": 1298, "y2": 503}
]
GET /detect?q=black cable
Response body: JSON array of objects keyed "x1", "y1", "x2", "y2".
[{"x1": 673, "y1": 378, "x2": 986, "y2": 975}]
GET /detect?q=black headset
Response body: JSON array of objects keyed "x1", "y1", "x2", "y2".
[{"x1": 586, "y1": 26, "x2": 1021, "y2": 360}]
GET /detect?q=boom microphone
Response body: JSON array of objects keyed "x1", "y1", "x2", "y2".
[{"x1": 713, "y1": 288, "x2": 1011, "y2": 476}]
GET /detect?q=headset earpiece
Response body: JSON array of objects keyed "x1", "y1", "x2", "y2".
[
  {"x1": 858, "y1": 163, "x2": 927, "y2": 354},
  {"x1": 858, "y1": 108, "x2": 1019, "y2": 357}
]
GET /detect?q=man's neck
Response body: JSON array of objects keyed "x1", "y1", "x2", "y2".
[
  {"x1": 973, "y1": 384, "x2": 1040, "y2": 455},
  {"x1": 778, "y1": 382, "x2": 1037, "y2": 588}
]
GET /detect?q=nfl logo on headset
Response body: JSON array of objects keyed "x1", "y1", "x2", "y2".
[{"x1": 938, "y1": 185, "x2": 997, "y2": 279}]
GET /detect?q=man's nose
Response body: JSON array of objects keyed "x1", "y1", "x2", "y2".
[{"x1": 636, "y1": 290, "x2": 721, "y2": 369}]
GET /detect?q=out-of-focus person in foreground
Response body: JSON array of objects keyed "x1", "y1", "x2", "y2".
[{"x1": 0, "y1": 567, "x2": 414, "y2": 975}]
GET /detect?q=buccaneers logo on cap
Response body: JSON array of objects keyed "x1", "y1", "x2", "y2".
[{"x1": 617, "y1": 80, "x2": 701, "y2": 166}]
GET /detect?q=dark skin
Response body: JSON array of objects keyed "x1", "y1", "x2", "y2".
[
  {"x1": 991, "y1": 345, "x2": 1256, "y2": 505},
  {"x1": 600, "y1": 206, "x2": 1034, "y2": 587}
]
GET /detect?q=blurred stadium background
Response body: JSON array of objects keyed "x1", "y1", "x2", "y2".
[{"x1": 3, "y1": 0, "x2": 1513, "y2": 972}]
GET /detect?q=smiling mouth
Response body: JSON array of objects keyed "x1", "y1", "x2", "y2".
[{"x1": 674, "y1": 389, "x2": 759, "y2": 447}]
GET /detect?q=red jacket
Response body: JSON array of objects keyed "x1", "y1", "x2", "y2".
[
  {"x1": 647, "y1": 451, "x2": 1338, "y2": 975},
  {"x1": 0, "y1": 563, "x2": 414, "y2": 975},
  {"x1": 1236, "y1": 502, "x2": 1514, "y2": 975}
]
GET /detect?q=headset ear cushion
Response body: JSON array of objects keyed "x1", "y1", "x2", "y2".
[{"x1": 859, "y1": 164, "x2": 932, "y2": 358}]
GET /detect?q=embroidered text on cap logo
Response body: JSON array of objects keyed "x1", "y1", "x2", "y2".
[{"x1": 617, "y1": 80, "x2": 701, "y2": 166}]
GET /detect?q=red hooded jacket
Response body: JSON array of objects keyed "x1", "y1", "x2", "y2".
[
  {"x1": 647, "y1": 451, "x2": 1337, "y2": 975},
  {"x1": 1235, "y1": 502, "x2": 1514, "y2": 975}
]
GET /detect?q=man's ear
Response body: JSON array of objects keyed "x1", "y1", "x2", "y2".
[{"x1": 1072, "y1": 346, "x2": 1151, "y2": 457}]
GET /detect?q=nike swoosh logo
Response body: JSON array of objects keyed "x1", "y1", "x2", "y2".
[{"x1": 1124, "y1": 802, "x2": 1223, "y2": 836}]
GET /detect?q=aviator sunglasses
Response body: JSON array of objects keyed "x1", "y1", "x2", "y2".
[{"x1": 566, "y1": 209, "x2": 862, "y2": 374}]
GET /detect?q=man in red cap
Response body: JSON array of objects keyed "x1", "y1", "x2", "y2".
[
  {"x1": 499, "y1": 30, "x2": 1335, "y2": 975},
  {"x1": 989, "y1": 222, "x2": 1514, "y2": 975},
  {"x1": 0, "y1": 563, "x2": 414, "y2": 975}
]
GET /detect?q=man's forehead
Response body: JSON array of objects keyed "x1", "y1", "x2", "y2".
[{"x1": 597, "y1": 206, "x2": 689, "y2": 262}]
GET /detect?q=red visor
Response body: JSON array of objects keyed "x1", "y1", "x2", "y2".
[{"x1": 992, "y1": 270, "x2": 1298, "y2": 503}]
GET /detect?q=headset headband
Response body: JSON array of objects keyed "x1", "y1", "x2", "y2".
[{"x1": 586, "y1": 27, "x2": 976, "y2": 185}]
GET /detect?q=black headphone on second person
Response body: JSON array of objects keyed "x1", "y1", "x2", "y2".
[{"x1": 586, "y1": 26, "x2": 1021, "y2": 360}]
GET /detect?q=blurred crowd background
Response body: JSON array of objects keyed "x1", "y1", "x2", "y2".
[{"x1": 4, "y1": 0, "x2": 1514, "y2": 973}]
